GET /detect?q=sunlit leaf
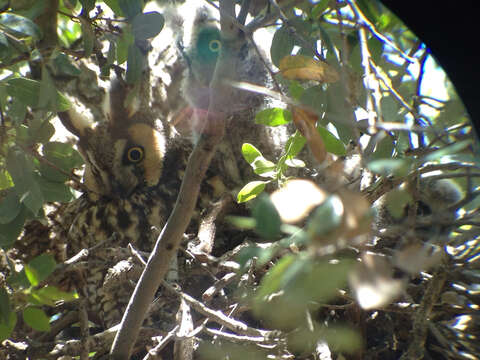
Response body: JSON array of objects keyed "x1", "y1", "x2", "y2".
[
  {"x1": 367, "y1": 158, "x2": 413, "y2": 177},
  {"x1": 24, "y1": 254, "x2": 56, "y2": 286},
  {"x1": 237, "y1": 181, "x2": 268, "y2": 203},
  {"x1": 317, "y1": 126, "x2": 346, "y2": 156},
  {"x1": 23, "y1": 306, "x2": 51, "y2": 332},
  {"x1": 279, "y1": 55, "x2": 339, "y2": 83},
  {"x1": 255, "y1": 108, "x2": 292, "y2": 126},
  {"x1": 241, "y1": 143, "x2": 263, "y2": 164}
]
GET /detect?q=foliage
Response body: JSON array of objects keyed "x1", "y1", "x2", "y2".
[{"x1": 0, "y1": 0, "x2": 479, "y2": 358}]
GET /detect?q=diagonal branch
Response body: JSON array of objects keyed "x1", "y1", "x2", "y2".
[{"x1": 109, "y1": 1, "x2": 238, "y2": 358}]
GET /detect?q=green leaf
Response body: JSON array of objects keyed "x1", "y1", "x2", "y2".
[
  {"x1": 423, "y1": 140, "x2": 471, "y2": 162},
  {"x1": 300, "y1": 85, "x2": 326, "y2": 115},
  {"x1": 370, "y1": 133, "x2": 395, "y2": 160},
  {"x1": 52, "y1": 53, "x2": 81, "y2": 77},
  {"x1": 0, "y1": 169, "x2": 14, "y2": 190},
  {"x1": 252, "y1": 194, "x2": 282, "y2": 239},
  {"x1": 252, "y1": 158, "x2": 276, "y2": 177},
  {"x1": 36, "y1": 175, "x2": 74, "y2": 202},
  {"x1": 80, "y1": 18, "x2": 94, "y2": 58},
  {"x1": 79, "y1": 0, "x2": 95, "y2": 13},
  {"x1": 132, "y1": 12, "x2": 164, "y2": 40},
  {"x1": 0, "y1": 287, "x2": 10, "y2": 323},
  {"x1": 225, "y1": 216, "x2": 256, "y2": 230},
  {"x1": 23, "y1": 306, "x2": 51, "y2": 332},
  {"x1": 255, "y1": 108, "x2": 292, "y2": 127},
  {"x1": 237, "y1": 181, "x2": 267, "y2": 203},
  {"x1": 103, "y1": 0, "x2": 123, "y2": 16},
  {"x1": 5, "y1": 78, "x2": 70, "y2": 111},
  {"x1": 384, "y1": 188, "x2": 413, "y2": 219},
  {"x1": 30, "y1": 286, "x2": 78, "y2": 306},
  {"x1": 311, "y1": 0, "x2": 330, "y2": 18},
  {"x1": 288, "y1": 80, "x2": 304, "y2": 100},
  {"x1": 0, "y1": 190, "x2": 21, "y2": 224},
  {"x1": 241, "y1": 143, "x2": 263, "y2": 164},
  {"x1": 117, "y1": 29, "x2": 134, "y2": 65},
  {"x1": 40, "y1": 141, "x2": 84, "y2": 182},
  {"x1": 0, "y1": 13, "x2": 41, "y2": 39},
  {"x1": 126, "y1": 44, "x2": 145, "y2": 84},
  {"x1": 271, "y1": 26, "x2": 294, "y2": 67},
  {"x1": 367, "y1": 158, "x2": 413, "y2": 177},
  {"x1": 6, "y1": 149, "x2": 44, "y2": 215},
  {"x1": 0, "y1": 310, "x2": 16, "y2": 342},
  {"x1": 317, "y1": 126, "x2": 346, "y2": 156},
  {"x1": 307, "y1": 195, "x2": 343, "y2": 237},
  {"x1": 24, "y1": 253, "x2": 56, "y2": 286},
  {"x1": 31, "y1": 120, "x2": 55, "y2": 144},
  {"x1": 0, "y1": 205, "x2": 27, "y2": 248},
  {"x1": 285, "y1": 131, "x2": 306, "y2": 158},
  {"x1": 38, "y1": 65, "x2": 57, "y2": 110},
  {"x1": 118, "y1": 0, "x2": 143, "y2": 19}
]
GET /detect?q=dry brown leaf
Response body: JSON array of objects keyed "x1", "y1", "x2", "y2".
[
  {"x1": 292, "y1": 107, "x2": 327, "y2": 163},
  {"x1": 279, "y1": 55, "x2": 339, "y2": 83}
]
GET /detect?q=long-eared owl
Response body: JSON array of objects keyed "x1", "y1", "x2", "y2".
[{"x1": 56, "y1": 78, "x2": 168, "y2": 328}]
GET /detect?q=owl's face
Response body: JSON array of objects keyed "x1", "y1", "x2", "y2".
[{"x1": 59, "y1": 82, "x2": 165, "y2": 200}]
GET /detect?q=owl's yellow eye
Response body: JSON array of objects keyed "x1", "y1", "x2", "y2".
[
  {"x1": 209, "y1": 39, "x2": 221, "y2": 53},
  {"x1": 126, "y1": 146, "x2": 144, "y2": 163}
]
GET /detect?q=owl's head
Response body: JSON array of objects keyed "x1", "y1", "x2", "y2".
[{"x1": 59, "y1": 80, "x2": 165, "y2": 200}]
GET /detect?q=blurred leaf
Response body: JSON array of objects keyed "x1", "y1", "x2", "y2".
[
  {"x1": 79, "y1": 0, "x2": 95, "y2": 13},
  {"x1": 38, "y1": 65, "x2": 57, "y2": 110},
  {"x1": 52, "y1": 53, "x2": 81, "y2": 77},
  {"x1": 369, "y1": 133, "x2": 395, "y2": 160},
  {"x1": 237, "y1": 181, "x2": 267, "y2": 203},
  {"x1": 285, "y1": 158, "x2": 305, "y2": 168},
  {"x1": 271, "y1": 179, "x2": 326, "y2": 224},
  {"x1": 6, "y1": 78, "x2": 70, "y2": 111},
  {"x1": 126, "y1": 44, "x2": 145, "y2": 84},
  {"x1": 80, "y1": 18, "x2": 94, "y2": 58},
  {"x1": 0, "y1": 190, "x2": 21, "y2": 224},
  {"x1": 7, "y1": 269, "x2": 30, "y2": 289},
  {"x1": 24, "y1": 253, "x2": 56, "y2": 287},
  {"x1": 285, "y1": 131, "x2": 306, "y2": 158},
  {"x1": 118, "y1": 0, "x2": 143, "y2": 19},
  {"x1": 317, "y1": 126, "x2": 346, "y2": 156},
  {"x1": 225, "y1": 216, "x2": 256, "y2": 230},
  {"x1": 200, "y1": 342, "x2": 270, "y2": 360},
  {"x1": 0, "y1": 287, "x2": 10, "y2": 323},
  {"x1": 367, "y1": 158, "x2": 413, "y2": 177},
  {"x1": 40, "y1": 141, "x2": 84, "y2": 182},
  {"x1": 325, "y1": 82, "x2": 354, "y2": 142},
  {"x1": 23, "y1": 306, "x2": 51, "y2": 332},
  {"x1": 132, "y1": 12, "x2": 164, "y2": 40},
  {"x1": 252, "y1": 194, "x2": 282, "y2": 239},
  {"x1": 423, "y1": 140, "x2": 471, "y2": 162},
  {"x1": 0, "y1": 170, "x2": 14, "y2": 190},
  {"x1": 31, "y1": 120, "x2": 55, "y2": 144},
  {"x1": 7, "y1": 149, "x2": 43, "y2": 215},
  {"x1": 300, "y1": 85, "x2": 326, "y2": 114},
  {"x1": 0, "y1": 206, "x2": 27, "y2": 248},
  {"x1": 288, "y1": 325, "x2": 362, "y2": 354},
  {"x1": 384, "y1": 188, "x2": 412, "y2": 219},
  {"x1": 117, "y1": 29, "x2": 134, "y2": 65},
  {"x1": 103, "y1": 0, "x2": 123, "y2": 16},
  {"x1": 0, "y1": 310, "x2": 16, "y2": 342},
  {"x1": 36, "y1": 175, "x2": 74, "y2": 202},
  {"x1": 254, "y1": 255, "x2": 352, "y2": 328},
  {"x1": 255, "y1": 108, "x2": 292, "y2": 126},
  {"x1": 279, "y1": 55, "x2": 339, "y2": 83},
  {"x1": 271, "y1": 26, "x2": 294, "y2": 67},
  {"x1": 0, "y1": 13, "x2": 41, "y2": 39},
  {"x1": 288, "y1": 80, "x2": 304, "y2": 100},
  {"x1": 311, "y1": 0, "x2": 330, "y2": 18},
  {"x1": 241, "y1": 143, "x2": 263, "y2": 164},
  {"x1": 307, "y1": 195, "x2": 343, "y2": 238},
  {"x1": 30, "y1": 286, "x2": 78, "y2": 306}
]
